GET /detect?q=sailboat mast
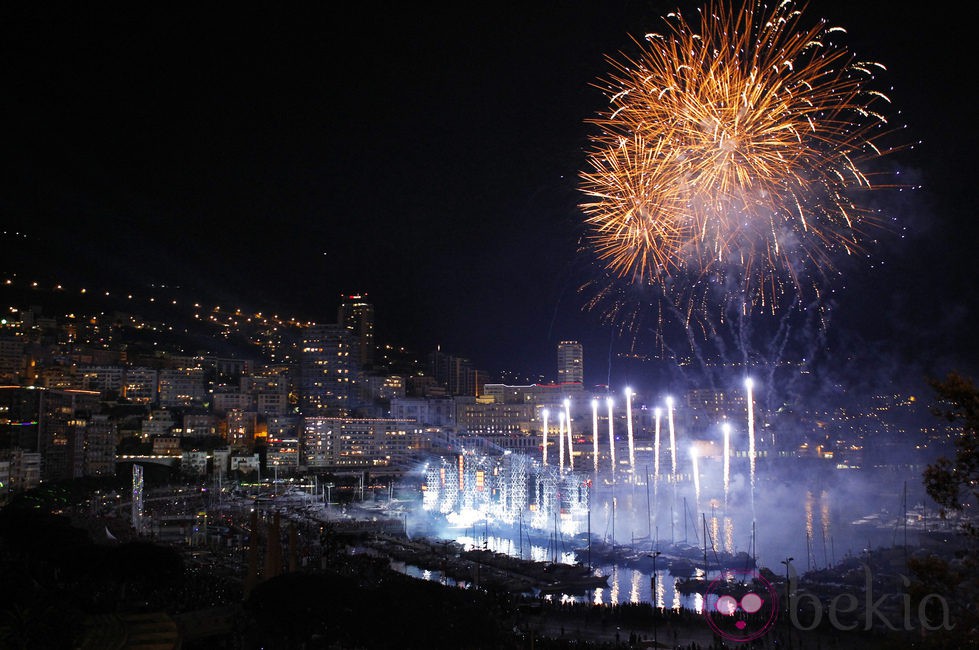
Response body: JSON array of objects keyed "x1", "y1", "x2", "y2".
[
  {"x1": 904, "y1": 480, "x2": 909, "y2": 564},
  {"x1": 645, "y1": 466, "x2": 651, "y2": 539},
  {"x1": 683, "y1": 497, "x2": 687, "y2": 542},
  {"x1": 702, "y1": 513, "x2": 708, "y2": 576},
  {"x1": 587, "y1": 498, "x2": 592, "y2": 570}
]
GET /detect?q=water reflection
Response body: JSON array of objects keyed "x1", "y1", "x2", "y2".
[
  {"x1": 654, "y1": 569, "x2": 665, "y2": 608},
  {"x1": 609, "y1": 565, "x2": 619, "y2": 604},
  {"x1": 456, "y1": 533, "x2": 576, "y2": 566},
  {"x1": 425, "y1": 471, "x2": 919, "y2": 605}
]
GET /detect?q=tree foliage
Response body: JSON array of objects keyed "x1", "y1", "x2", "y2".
[{"x1": 924, "y1": 371, "x2": 979, "y2": 535}]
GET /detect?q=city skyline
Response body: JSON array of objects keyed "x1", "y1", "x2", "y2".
[
  {"x1": 2, "y1": 5, "x2": 977, "y2": 645},
  {"x1": 1, "y1": 2, "x2": 976, "y2": 386}
]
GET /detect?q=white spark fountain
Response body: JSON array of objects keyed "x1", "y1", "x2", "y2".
[
  {"x1": 653, "y1": 406, "x2": 661, "y2": 506},
  {"x1": 558, "y1": 411, "x2": 566, "y2": 474},
  {"x1": 542, "y1": 408, "x2": 549, "y2": 466},
  {"x1": 625, "y1": 387, "x2": 635, "y2": 476},
  {"x1": 666, "y1": 396, "x2": 677, "y2": 481},
  {"x1": 745, "y1": 377, "x2": 756, "y2": 519},
  {"x1": 606, "y1": 397, "x2": 616, "y2": 480},
  {"x1": 564, "y1": 398, "x2": 574, "y2": 471},
  {"x1": 591, "y1": 398, "x2": 599, "y2": 473}
]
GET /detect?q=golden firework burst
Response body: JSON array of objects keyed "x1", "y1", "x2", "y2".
[{"x1": 580, "y1": 0, "x2": 900, "y2": 314}]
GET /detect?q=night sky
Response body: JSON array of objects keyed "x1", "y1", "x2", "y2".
[{"x1": 1, "y1": 2, "x2": 976, "y2": 389}]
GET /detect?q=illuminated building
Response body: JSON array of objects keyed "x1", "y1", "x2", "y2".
[
  {"x1": 0, "y1": 336, "x2": 25, "y2": 383},
  {"x1": 454, "y1": 397, "x2": 536, "y2": 436},
  {"x1": 122, "y1": 367, "x2": 158, "y2": 404},
  {"x1": 181, "y1": 450, "x2": 208, "y2": 476},
  {"x1": 557, "y1": 341, "x2": 584, "y2": 384},
  {"x1": 230, "y1": 453, "x2": 260, "y2": 475},
  {"x1": 158, "y1": 367, "x2": 206, "y2": 407},
  {"x1": 246, "y1": 372, "x2": 291, "y2": 415},
  {"x1": 256, "y1": 391, "x2": 290, "y2": 416},
  {"x1": 43, "y1": 388, "x2": 100, "y2": 480},
  {"x1": 141, "y1": 410, "x2": 175, "y2": 438},
  {"x1": 0, "y1": 386, "x2": 102, "y2": 481},
  {"x1": 300, "y1": 324, "x2": 352, "y2": 416},
  {"x1": 389, "y1": 396, "x2": 456, "y2": 427},
  {"x1": 428, "y1": 349, "x2": 485, "y2": 396},
  {"x1": 226, "y1": 408, "x2": 258, "y2": 450},
  {"x1": 180, "y1": 412, "x2": 217, "y2": 438},
  {"x1": 0, "y1": 448, "x2": 40, "y2": 493},
  {"x1": 212, "y1": 388, "x2": 253, "y2": 413},
  {"x1": 82, "y1": 365, "x2": 125, "y2": 396},
  {"x1": 302, "y1": 417, "x2": 425, "y2": 469},
  {"x1": 83, "y1": 414, "x2": 117, "y2": 476},
  {"x1": 362, "y1": 374, "x2": 405, "y2": 401},
  {"x1": 266, "y1": 415, "x2": 301, "y2": 470},
  {"x1": 338, "y1": 293, "x2": 374, "y2": 368}
]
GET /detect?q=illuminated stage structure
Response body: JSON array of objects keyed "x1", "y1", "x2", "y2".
[
  {"x1": 423, "y1": 379, "x2": 763, "y2": 551},
  {"x1": 424, "y1": 451, "x2": 591, "y2": 537}
]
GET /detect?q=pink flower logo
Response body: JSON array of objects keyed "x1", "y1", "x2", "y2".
[{"x1": 703, "y1": 570, "x2": 779, "y2": 643}]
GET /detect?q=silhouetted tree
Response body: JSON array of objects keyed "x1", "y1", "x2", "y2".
[
  {"x1": 923, "y1": 371, "x2": 979, "y2": 536},
  {"x1": 909, "y1": 371, "x2": 979, "y2": 647}
]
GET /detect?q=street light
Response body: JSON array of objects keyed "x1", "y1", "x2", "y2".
[
  {"x1": 781, "y1": 557, "x2": 794, "y2": 649},
  {"x1": 649, "y1": 551, "x2": 662, "y2": 647}
]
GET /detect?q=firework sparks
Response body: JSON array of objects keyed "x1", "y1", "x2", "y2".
[{"x1": 580, "y1": 0, "x2": 901, "y2": 316}]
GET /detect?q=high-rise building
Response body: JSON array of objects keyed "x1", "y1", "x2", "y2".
[
  {"x1": 300, "y1": 324, "x2": 353, "y2": 416},
  {"x1": 84, "y1": 414, "x2": 117, "y2": 477},
  {"x1": 0, "y1": 336, "x2": 25, "y2": 383},
  {"x1": 0, "y1": 385, "x2": 100, "y2": 481},
  {"x1": 557, "y1": 341, "x2": 584, "y2": 384},
  {"x1": 266, "y1": 415, "x2": 301, "y2": 470},
  {"x1": 338, "y1": 294, "x2": 375, "y2": 368},
  {"x1": 428, "y1": 349, "x2": 485, "y2": 396},
  {"x1": 226, "y1": 409, "x2": 258, "y2": 450}
]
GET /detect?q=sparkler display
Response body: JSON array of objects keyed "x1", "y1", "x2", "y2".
[
  {"x1": 666, "y1": 396, "x2": 677, "y2": 481},
  {"x1": 559, "y1": 411, "x2": 566, "y2": 474},
  {"x1": 653, "y1": 406, "x2": 661, "y2": 506},
  {"x1": 425, "y1": 382, "x2": 774, "y2": 556},
  {"x1": 542, "y1": 408, "x2": 550, "y2": 466},
  {"x1": 580, "y1": 0, "x2": 901, "y2": 318},
  {"x1": 746, "y1": 377, "x2": 756, "y2": 518},
  {"x1": 565, "y1": 398, "x2": 574, "y2": 471},
  {"x1": 606, "y1": 397, "x2": 616, "y2": 478},
  {"x1": 592, "y1": 398, "x2": 600, "y2": 473},
  {"x1": 625, "y1": 387, "x2": 635, "y2": 474}
]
